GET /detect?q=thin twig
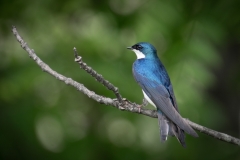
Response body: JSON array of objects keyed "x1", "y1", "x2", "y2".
[
  {"x1": 12, "y1": 26, "x2": 240, "y2": 146},
  {"x1": 73, "y1": 47, "x2": 123, "y2": 103},
  {"x1": 11, "y1": 25, "x2": 155, "y2": 117}
]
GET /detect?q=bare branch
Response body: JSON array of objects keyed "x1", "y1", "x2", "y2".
[
  {"x1": 12, "y1": 26, "x2": 240, "y2": 146},
  {"x1": 186, "y1": 120, "x2": 240, "y2": 145},
  {"x1": 11, "y1": 26, "x2": 112, "y2": 106},
  {"x1": 73, "y1": 48, "x2": 123, "y2": 103},
  {"x1": 11, "y1": 26, "x2": 156, "y2": 118}
]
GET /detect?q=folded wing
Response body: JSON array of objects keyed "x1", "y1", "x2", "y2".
[{"x1": 133, "y1": 71, "x2": 198, "y2": 137}]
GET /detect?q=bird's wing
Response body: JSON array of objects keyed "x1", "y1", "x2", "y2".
[
  {"x1": 167, "y1": 85, "x2": 179, "y2": 112},
  {"x1": 133, "y1": 72, "x2": 198, "y2": 137}
]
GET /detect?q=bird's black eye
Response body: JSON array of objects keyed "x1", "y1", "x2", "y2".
[{"x1": 133, "y1": 44, "x2": 143, "y2": 50}]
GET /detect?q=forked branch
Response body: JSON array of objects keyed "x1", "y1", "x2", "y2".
[{"x1": 12, "y1": 26, "x2": 240, "y2": 146}]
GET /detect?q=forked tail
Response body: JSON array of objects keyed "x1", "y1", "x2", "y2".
[{"x1": 157, "y1": 111, "x2": 186, "y2": 147}]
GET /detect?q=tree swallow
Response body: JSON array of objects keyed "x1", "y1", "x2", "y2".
[{"x1": 127, "y1": 42, "x2": 198, "y2": 147}]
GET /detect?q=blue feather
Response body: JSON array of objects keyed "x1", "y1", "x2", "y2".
[{"x1": 128, "y1": 42, "x2": 198, "y2": 147}]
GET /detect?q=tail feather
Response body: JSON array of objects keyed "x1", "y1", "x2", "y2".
[
  {"x1": 177, "y1": 128, "x2": 186, "y2": 147},
  {"x1": 173, "y1": 125, "x2": 186, "y2": 147},
  {"x1": 157, "y1": 111, "x2": 169, "y2": 142},
  {"x1": 158, "y1": 111, "x2": 187, "y2": 147}
]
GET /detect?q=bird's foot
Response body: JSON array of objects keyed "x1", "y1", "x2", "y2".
[
  {"x1": 142, "y1": 98, "x2": 148, "y2": 107},
  {"x1": 135, "y1": 99, "x2": 148, "y2": 113},
  {"x1": 134, "y1": 98, "x2": 148, "y2": 113}
]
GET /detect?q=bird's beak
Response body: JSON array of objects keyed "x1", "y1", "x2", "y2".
[{"x1": 127, "y1": 46, "x2": 132, "y2": 50}]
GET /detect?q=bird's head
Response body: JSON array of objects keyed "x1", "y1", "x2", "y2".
[{"x1": 127, "y1": 42, "x2": 157, "y2": 59}]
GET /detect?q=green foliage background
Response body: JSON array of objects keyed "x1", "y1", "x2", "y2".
[{"x1": 1, "y1": 0, "x2": 240, "y2": 159}]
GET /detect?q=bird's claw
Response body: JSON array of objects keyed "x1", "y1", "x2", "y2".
[
  {"x1": 142, "y1": 98, "x2": 148, "y2": 107},
  {"x1": 136, "y1": 98, "x2": 148, "y2": 113}
]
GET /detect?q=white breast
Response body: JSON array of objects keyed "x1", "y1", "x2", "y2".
[{"x1": 142, "y1": 90, "x2": 156, "y2": 108}]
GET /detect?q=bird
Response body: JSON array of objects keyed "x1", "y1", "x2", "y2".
[{"x1": 127, "y1": 42, "x2": 198, "y2": 147}]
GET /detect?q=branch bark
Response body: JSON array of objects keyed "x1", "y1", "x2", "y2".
[{"x1": 12, "y1": 26, "x2": 240, "y2": 146}]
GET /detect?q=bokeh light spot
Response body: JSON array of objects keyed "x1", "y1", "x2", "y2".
[
  {"x1": 35, "y1": 115, "x2": 64, "y2": 152},
  {"x1": 107, "y1": 118, "x2": 136, "y2": 147}
]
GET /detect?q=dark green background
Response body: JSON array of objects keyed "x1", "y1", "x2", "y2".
[{"x1": 1, "y1": 0, "x2": 240, "y2": 159}]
